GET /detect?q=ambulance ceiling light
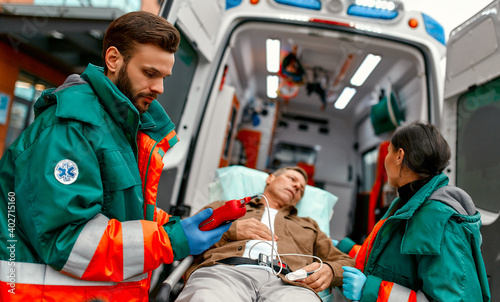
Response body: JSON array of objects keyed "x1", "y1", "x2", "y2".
[
  {"x1": 267, "y1": 75, "x2": 279, "y2": 98},
  {"x1": 266, "y1": 39, "x2": 281, "y2": 73},
  {"x1": 350, "y1": 53, "x2": 381, "y2": 86},
  {"x1": 347, "y1": 0, "x2": 400, "y2": 20},
  {"x1": 335, "y1": 87, "x2": 356, "y2": 110}
]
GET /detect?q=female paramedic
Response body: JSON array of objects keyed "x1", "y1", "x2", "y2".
[{"x1": 337, "y1": 122, "x2": 491, "y2": 301}]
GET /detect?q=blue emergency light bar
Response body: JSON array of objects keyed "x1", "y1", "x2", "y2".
[
  {"x1": 226, "y1": 0, "x2": 242, "y2": 10},
  {"x1": 347, "y1": 0, "x2": 399, "y2": 20},
  {"x1": 274, "y1": 0, "x2": 321, "y2": 10},
  {"x1": 422, "y1": 13, "x2": 446, "y2": 45}
]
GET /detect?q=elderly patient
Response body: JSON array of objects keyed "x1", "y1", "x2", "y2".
[{"x1": 175, "y1": 166, "x2": 354, "y2": 302}]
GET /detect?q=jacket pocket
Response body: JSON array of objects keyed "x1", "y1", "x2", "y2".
[
  {"x1": 99, "y1": 149, "x2": 141, "y2": 191},
  {"x1": 370, "y1": 262, "x2": 413, "y2": 288}
]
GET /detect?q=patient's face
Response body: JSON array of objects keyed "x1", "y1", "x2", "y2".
[{"x1": 264, "y1": 170, "x2": 306, "y2": 209}]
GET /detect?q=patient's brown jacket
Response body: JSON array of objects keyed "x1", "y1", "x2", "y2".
[{"x1": 184, "y1": 198, "x2": 355, "y2": 290}]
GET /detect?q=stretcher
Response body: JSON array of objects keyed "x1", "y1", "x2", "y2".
[{"x1": 154, "y1": 165, "x2": 347, "y2": 301}]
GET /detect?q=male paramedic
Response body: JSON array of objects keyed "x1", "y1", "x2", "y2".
[
  {"x1": 176, "y1": 167, "x2": 355, "y2": 301},
  {"x1": 0, "y1": 11, "x2": 229, "y2": 301}
]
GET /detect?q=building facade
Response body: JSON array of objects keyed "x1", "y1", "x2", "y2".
[{"x1": 0, "y1": 0, "x2": 161, "y2": 152}]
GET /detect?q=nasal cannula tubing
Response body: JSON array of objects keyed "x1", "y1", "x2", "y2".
[{"x1": 247, "y1": 194, "x2": 323, "y2": 276}]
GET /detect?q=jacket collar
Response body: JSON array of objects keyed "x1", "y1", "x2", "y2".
[
  {"x1": 80, "y1": 64, "x2": 142, "y2": 135},
  {"x1": 385, "y1": 173, "x2": 449, "y2": 220}
]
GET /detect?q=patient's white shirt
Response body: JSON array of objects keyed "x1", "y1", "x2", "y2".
[{"x1": 243, "y1": 207, "x2": 278, "y2": 260}]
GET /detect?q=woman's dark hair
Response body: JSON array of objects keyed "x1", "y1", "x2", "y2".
[
  {"x1": 102, "y1": 11, "x2": 180, "y2": 74},
  {"x1": 391, "y1": 122, "x2": 450, "y2": 177}
]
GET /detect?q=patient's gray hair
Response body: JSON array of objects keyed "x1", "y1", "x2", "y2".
[{"x1": 272, "y1": 166, "x2": 308, "y2": 184}]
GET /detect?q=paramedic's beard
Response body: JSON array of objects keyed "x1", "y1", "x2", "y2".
[{"x1": 115, "y1": 64, "x2": 156, "y2": 114}]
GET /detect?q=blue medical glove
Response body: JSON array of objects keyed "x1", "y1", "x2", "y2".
[
  {"x1": 180, "y1": 208, "x2": 231, "y2": 255},
  {"x1": 342, "y1": 266, "x2": 367, "y2": 301},
  {"x1": 332, "y1": 239, "x2": 339, "y2": 246}
]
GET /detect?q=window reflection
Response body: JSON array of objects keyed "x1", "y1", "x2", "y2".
[{"x1": 4, "y1": 72, "x2": 53, "y2": 152}]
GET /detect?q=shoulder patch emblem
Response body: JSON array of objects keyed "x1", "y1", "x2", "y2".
[{"x1": 54, "y1": 159, "x2": 79, "y2": 185}]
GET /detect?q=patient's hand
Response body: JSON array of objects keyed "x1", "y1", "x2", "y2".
[
  {"x1": 300, "y1": 262, "x2": 333, "y2": 293},
  {"x1": 235, "y1": 218, "x2": 279, "y2": 241}
]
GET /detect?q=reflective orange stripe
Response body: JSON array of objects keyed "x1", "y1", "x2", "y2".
[
  {"x1": 82, "y1": 218, "x2": 124, "y2": 281},
  {"x1": 377, "y1": 281, "x2": 419, "y2": 301},
  {"x1": 348, "y1": 244, "x2": 361, "y2": 258},
  {"x1": 1, "y1": 282, "x2": 43, "y2": 302},
  {"x1": 1, "y1": 260, "x2": 147, "y2": 285},
  {"x1": 355, "y1": 218, "x2": 387, "y2": 271},
  {"x1": 61, "y1": 215, "x2": 147, "y2": 282},
  {"x1": 0, "y1": 279, "x2": 150, "y2": 302},
  {"x1": 0, "y1": 260, "x2": 149, "y2": 302},
  {"x1": 142, "y1": 220, "x2": 175, "y2": 273},
  {"x1": 62, "y1": 213, "x2": 109, "y2": 278},
  {"x1": 377, "y1": 281, "x2": 393, "y2": 302}
]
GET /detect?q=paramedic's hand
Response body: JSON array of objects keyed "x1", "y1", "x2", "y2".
[
  {"x1": 301, "y1": 262, "x2": 333, "y2": 292},
  {"x1": 180, "y1": 208, "x2": 231, "y2": 255},
  {"x1": 342, "y1": 266, "x2": 367, "y2": 301},
  {"x1": 235, "y1": 218, "x2": 279, "y2": 241}
]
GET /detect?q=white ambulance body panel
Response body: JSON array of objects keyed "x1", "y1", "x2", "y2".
[
  {"x1": 158, "y1": 0, "x2": 447, "y2": 236},
  {"x1": 443, "y1": 1, "x2": 500, "y2": 298}
]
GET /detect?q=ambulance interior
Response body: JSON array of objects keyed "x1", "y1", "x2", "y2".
[
  {"x1": 156, "y1": 3, "x2": 500, "y2": 299},
  {"x1": 182, "y1": 20, "x2": 436, "y2": 243}
]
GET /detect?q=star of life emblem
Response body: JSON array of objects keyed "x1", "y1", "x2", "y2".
[{"x1": 54, "y1": 159, "x2": 79, "y2": 185}]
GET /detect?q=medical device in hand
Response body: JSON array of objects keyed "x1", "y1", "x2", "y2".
[
  {"x1": 199, "y1": 195, "x2": 257, "y2": 231},
  {"x1": 285, "y1": 269, "x2": 314, "y2": 281}
]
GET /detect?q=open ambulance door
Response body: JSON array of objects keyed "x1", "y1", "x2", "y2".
[
  {"x1": 155, "y1": 0, "x2": 229, "y2": 216},
  {"x1": 442, "y1": 1, "x2": 500, "y2": 299},
  {"x1": 156, "y1": 0, "x2": 448, "y2": 225}
]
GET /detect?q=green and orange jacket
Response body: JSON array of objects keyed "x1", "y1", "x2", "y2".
[
  {"x1": 0, "y1": 64, "x2": 189, "y2": 301},
  {"x1": 337, "y1": 173, "x2": 490, "y2": 302}
]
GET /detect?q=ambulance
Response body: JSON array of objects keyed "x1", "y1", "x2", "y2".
[{"x1": 153, "y1": 0, "x2": 498, "y2": 298}]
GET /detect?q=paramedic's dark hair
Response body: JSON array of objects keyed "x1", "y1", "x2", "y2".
[
  {"x1": 391, "y1": 122, "x2": 450, "y2": 177},
  {"x1": 272, "y1": 166, "x2": 308, "y2": 184},
  {"x1": 102, "y1": 11, "x2": 180, "y2": 74}
]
